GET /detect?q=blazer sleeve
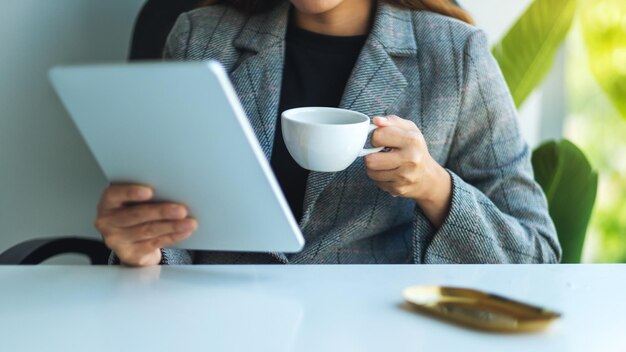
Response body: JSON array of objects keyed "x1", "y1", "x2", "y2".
[{"x1": 413, "y1": 30, "x2": 562, "y2": 264}]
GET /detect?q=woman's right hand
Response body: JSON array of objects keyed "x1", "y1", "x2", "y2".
[{"x1": 95, "y1": 184, "x2": 198, "y2": 267}]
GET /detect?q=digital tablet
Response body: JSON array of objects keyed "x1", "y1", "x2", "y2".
[{"x1": 49, "y1": 61, "x2": 305, "y2": 252}]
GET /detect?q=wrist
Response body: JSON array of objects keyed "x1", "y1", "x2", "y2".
[
  {"x1": 120, "y1": 248, "x2": 162, "y2": 267},
  {"x1": 415, "y1": 158, "x2": 452, "y2": 206},
  {"x1": 412, "y1": 159, "x2": 453, "y2": 228}
]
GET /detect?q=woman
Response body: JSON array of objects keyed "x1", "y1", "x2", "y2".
[{"x1": 96, "y1": 0, "x2": 561, "y2": 266}]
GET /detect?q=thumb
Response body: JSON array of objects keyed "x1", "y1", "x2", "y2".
[{"x1": 373, "y1": 116, "x2": 391, "y2": 127}]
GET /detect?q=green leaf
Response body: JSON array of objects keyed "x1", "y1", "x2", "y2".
[
  {"x1": 532, "y1": 140, "x2": 598, "y2": 263},
  {"x1": 580, "y1": 0, "x2": 626, "y2": 120},
  {"x1": 492, "y1": 0, "x2": 577, "y2": 108}
]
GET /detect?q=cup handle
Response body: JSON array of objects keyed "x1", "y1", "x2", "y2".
[{"x1": 358, "y1": 125, "x2": 385, "y2": 157}]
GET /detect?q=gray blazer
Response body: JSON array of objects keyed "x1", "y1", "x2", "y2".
[{"x1": 139, "y1": 2, "x2": 561, "y2": 264}]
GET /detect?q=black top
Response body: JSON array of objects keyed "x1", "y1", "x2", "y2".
[{"x1": 270, "y1": 20, "x2": 367, "y2": 222}]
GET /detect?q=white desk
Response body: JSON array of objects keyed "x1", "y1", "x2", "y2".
[{"x1": 1, "y1": 264, "x2": 624, "y2": 352}]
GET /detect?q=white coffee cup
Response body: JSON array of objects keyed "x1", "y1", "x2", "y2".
[{"x1": 281, "y1": 107, "x2": 385, "y2": 172}]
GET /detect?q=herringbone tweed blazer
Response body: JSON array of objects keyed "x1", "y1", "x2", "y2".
[{"x1": 131, "y1": 1, "x2": 561, "y2": 264}]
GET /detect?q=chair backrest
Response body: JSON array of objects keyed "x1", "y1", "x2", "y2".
[{"x1": 129, "y1": 0, "x2": 203, "y2": 60}]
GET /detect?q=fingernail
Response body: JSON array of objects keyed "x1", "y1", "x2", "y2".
[
  {"x1": 175, "y1": 231, "x2": 193, "y2": 240},
  {"x1": 168, "y1": 206, "x2": 186, "y2": 218},
  {"x1": 135, "y1": 188, "x2": 152, "y2": 199},
  {"x1": 178, "y1": 220, "x2": 197, "y2": 232},
  {"x1": 378, "y1": 116, "x2": 388, "y2": 122}
]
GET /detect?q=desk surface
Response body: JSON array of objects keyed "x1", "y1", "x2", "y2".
[{"x1": 1, "y1": 264, "x2": 625, "y2": 352}]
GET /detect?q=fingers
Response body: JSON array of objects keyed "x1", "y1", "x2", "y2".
[
  {"x1": 99, "y1": 184, "x2": 153, "y2": 212},
  {"x1": 104, "y1": 203, "x2": 188, "y2": 228},
  {"x1": 143, "y1": 231, "x2": 193, "y2": 250},
  {"x1": 370, "y1": 125, "x2": 403, "y2": 148},
  {"x1": 371, "y1": 125, "x2": 424, "y2": 150},
  {"x1": 108, "y1": 219, "x2": 198, "y2": 245},
  {"x1": 104, "y1": 219, "x2": 196, "y2": 267},
  {"x1": 367, "y1": 164, "x2": 420, "y2": 187},
  {"x1": 115, "y1": 231, "x2": 192, "y2": 267},
  {"x1": 96, "y1": 184, "x2": 197, "y2": 267},
  {"x1": 367, "y1": 116, "x2": 437, "y2": 201},
  {"x1": 373, "y1": 115, "x2": 418, "y2": 131},
  {"x1": 365, "y1": 149, "x2": 403, "y2": 171},
  {"x1": 371, "y1": 115, "x2": 424, "y2": 150},
  {"x1": 107, "y1": 227, "x2": 195, "y2": 267}
]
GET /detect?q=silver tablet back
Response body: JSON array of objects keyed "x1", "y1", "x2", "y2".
[{"x1": 50, "y1": 61, "x2": 304, "y2": 252}]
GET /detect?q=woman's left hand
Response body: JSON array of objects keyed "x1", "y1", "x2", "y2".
[{"x1": 365, "y1": 115, "x2": 453, "y2": 227}]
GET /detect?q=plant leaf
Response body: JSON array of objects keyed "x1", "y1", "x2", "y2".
[
  {"x1": 580, "y1": 0, "x2": 626, "y2": 120},
  {"x1": 492, "y1": 0, "x2": 577, "y2": 108},
  {"x1": 532, "y1": 140, "x2": 598, "y2": 263}
]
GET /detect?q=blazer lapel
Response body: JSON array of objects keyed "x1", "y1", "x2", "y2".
[
  {"x1": 300, "y1": 3, "x2": 416, "y2": 229},
  {"x1": 230, "y1": 2, "x2": 290, "y2": 161},
  {"x1": 228, "y1": 4, "x2": 290, "y2": 263}
]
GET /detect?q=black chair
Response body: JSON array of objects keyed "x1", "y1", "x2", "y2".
[
  {"x1": 129, "y1": 0, "x2": 203, "y2": 61},
  {"x1": 0, "y1": 0, "x2": 201, "y2": 265},
  {"x1": 0, "y1": 237, "x2": 111, "y2": 265}
]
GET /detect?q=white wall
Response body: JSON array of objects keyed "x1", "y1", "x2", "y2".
[
  {"x1": 461, "y1": 0, "x2": 533, "y2": 45},
  {"x1": 0, "y1": 0, "x2": 145, "y2": 262}
]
